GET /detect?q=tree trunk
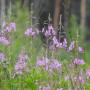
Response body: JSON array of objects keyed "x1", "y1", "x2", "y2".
[
  {"x1": 54, "y1": 0, "x2": 62, "y2": 29},
  {"x1": 63, "y1": 0, "x2": 72, "y2": 31},
  {"x1": 80, "y1": 0, "x2": 86, "y2": 28},
  {"x1": 0, "y1": 0, "x2": 5, "y2": 29}
]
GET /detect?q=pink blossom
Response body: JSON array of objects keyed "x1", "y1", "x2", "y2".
[
  {"x1": 36, "y1": 57, "x2": 49, "y2": 67},
  {"x1": 9, "y1": 22, "x2": 16, "y2": 31},
  {"x1": 49, "y1": 60, "x2": 62, "y2": 72},
  {"x1": 86, "y1": 69, "x2": 90, "y2": 77},
  {"x1": 62, "y1": 38, "x2": 67, "y2": 47},
  {"x1": 2, "y1": 22, "x2": 6, "y2": 27},
  {"x1": 6, "y1": 26, "x2": 11, "y2": 32},
  {"x1": 15, "y1": 53, "x2": 29, "y2": 75},
  {"x1": 57, "y1": 88, "x2": 63, "y2": 90},
  {"x1": 43, "y1": 87, "x2": 50, "y2": 90},
  {"x1": 16, "y1": 70, "x2": 22, "y2": 75},
  {"x1": 6, "y1": 61, "x2": 10, "y2": 65},
  {"x1": 25, "y1": 28, "x2": 35, "y2": 37},
  {"x1": 26, "y1": 68, "x2": 29, "y2": 72},
  {"x1": 78, "y1": 47, "x2": 84, "y2": 53},
  {"x1": 25, "y1": 29, "x2": 30, "y2": 36},
  {"x1": 68, "y1": 41, "x2": 74, "y2": 52},
  {"x1": 73, "y1": 76, "x2": 84, "y2": 84},
  {"x1": 74, "y1": 58, "x2": 85, "y2": 65},
  {"x1": 45, "y1": 30, "x2": 50, "y2": 37},
  {"x1": 0, "y1": 53, "x2": 5, "y2": 60},
  {"x1": 19, "y1": 53, "x2": 29, "y2": 60},
  {"x1": 79, "y1": 76, "x2": 84, "y2": 84},
  {"x1": 65, "y1": 75, "x2": 69, "y2": 81},
  {"x1": 56, "y1": 42, "x2": 62, "y2": 48},
  {"x1": 49, "y1": 45, "x2": 53, "y2": 50},
  {"x1": 0, "y1": 37, "x2": 10, "y2": 45},
  {"x1": 53, "y1": 36, "x2": 58, "y2": 44},
  {"x1": 68, "y1": 87, "x2": 72, "y2": 90},
  {"x1": 48, "y1": 25, "x2": 56, "y2": 35}
]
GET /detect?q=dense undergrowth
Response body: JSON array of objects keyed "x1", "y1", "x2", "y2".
[{"x1": 0, "y1": 5, "x2": 90, "y2": 90}]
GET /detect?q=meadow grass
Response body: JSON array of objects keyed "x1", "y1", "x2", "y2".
[{"x1": 0, "y1": 7, "x2": 90, "y2": 90}]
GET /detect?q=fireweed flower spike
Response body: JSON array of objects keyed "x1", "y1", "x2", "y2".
[
  {"x1": 0, "y1": 37, "x2": 10, "y2": 45},
  {"x1": 36, "y1": 57, "x2": 50, "y2": 71},
  {"x1": 36, "y1": 57, "x2": 62, "y2": 72},
  {"x1": 73, "y1": 76, "x2": 84, "y2": 84},
  {"x1": 78, "y1": 46, "x2": 84, "y2": 53},
  {"x1": 48, "y1": 25, "x2": 56, "y2": 35},
  {"x1": 44, "y1": 25, "x2": 56, "y2": 37},
  {"x1": 45, "y1": 30, "x2": 51, "y2": 37},
  {"x1": 62, "y1": 38, "x2": 67, "y2": 47},
  {"x1": 49, "y1": 60, "x2": 62, "y2": 72},
  {"x1": 64, "y1": 75, "x2": 69, "y2": 81},
  {"x1": 25, "y1": 29, "x2": 30, "y2": 36},
  {"x1": 14, "y1": 53, "x2": 29, "y2": 75},
  {"x1": 9, "y1": 22, "x2": 16, "y2": 31},
  {"x1": 68, "y1": 87, "x2": 72, "y2": 90},
  {"x1": 86, "y1": 69, "x2": 90, "y2": 79},
  {"x1": 52, "y1": 36, "x2": 68, "y2": 48},
  {"x1": 57, "y1": 88, "x2": 63, "y2": 90},
  {"x1": 53, "y1": 36, "x2": 58, "y2": 45},
  {"x1": 6, "y1": 61, "x2": 10, "y2": 65},
  {"x1": 2, "y1": 22, "x2": 6, "y2": 27},
  {"x1": 43, "y1": 87, "x2": 50, "y2": 90},
  {"x1": 25, "y1": 28, "x2": 36, "y2": 37},
  {"x1": 1, "y1": 22, "x2": 16, "y2": 33},
  {"x1": 56, "y1": 42, "x2": 63, "y2": 48},
  {"x1": 74, "y1": 58, "x2": 85, "y2": 65},
  {"x1": 68, "y1": 41, "x2": 74, "y2": 52},
  {"x1": 0, "y1": 53, "x2": 5, "y2": 60},
  {"x1": 49, "y1": 45, "x2": 53, "y2": 50},
  {"x1": 6, "y1": 26, "x2": 11, "y2": 32}
]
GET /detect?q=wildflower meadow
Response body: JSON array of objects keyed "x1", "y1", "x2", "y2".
[{"x1": 0, "y1": 2, "x2": 90, "y2": 90}]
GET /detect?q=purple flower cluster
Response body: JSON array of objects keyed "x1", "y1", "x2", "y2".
[
  {"x1": 43, "y1": 25, "x2": 56, "y2": 37},
  {"x1": 53, "y1": 36, "x2": 67, "y2": 48},
  {"x1": 57, "y1": 88, "x2": 63, "y2": 90},
  {"x1": 0, "y1": 53, "x2": 5, "y2": 60},
  {"x1": 73, "y1": 76, "x2": 85, "y2": 84},
  {"x1": 14, "y1": 53, "x2": 29, "y2": 75},
  {"x1": 25, "y1": 28, "x2": 36, "y2": 37},
  {"x1": 74, "y1": 58, "x2": 85, "y2": 65},
  {"x1": 49, "y1": 60, "x2": 62, "y2": 72},
  {"x1": 0, "y1": 53, "x2": 10, "y2": 66},
  {"x1": 86, "y1": 69, "x2": 90, "y2": 78},
  {"x1": 36, "y1": 57, "x2": 49, "y2": 71},
  {"x1": 78, "y1": 46, "x2": 84, "y2": 53},
  {"x1": 2, "y1": 22, "x2": 6, "y2": 27},
  {"x1": 0, "y1": 37, "x2": 10, "y2": 45},
  {"x1": 64, "y1": 75, "x2": 69, "y2": 81},
  {"x1": 67, "y1": 41, "x2": 84, "y2": 53},
  {"x1": 39, "y1": 85, "x2": 50, "y2": 90},
  {"x1": 2, "y1": 22, "x2": 16, "y2": 32},
  {"x1": 43, "y1": 87, "x2": 50, "y2": 90},
  {"x1": 36, "y1": 57, "x2": 62, "y2": 72},
  {"x1": 68, "y1": 41, "x2": 74, "y2": 52}
]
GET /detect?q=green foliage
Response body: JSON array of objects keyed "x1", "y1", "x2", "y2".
[{"x1": 0, "y1": 2, "x2": 90, "y2": 90}]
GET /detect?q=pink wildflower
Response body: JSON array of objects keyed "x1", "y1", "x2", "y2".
[
  {"x1": 68, "y1": 41, "x2": 74, "y2": 52},
  {"x1": 78, "y1": 46, "x2": 84, "y2": 53},
  {"x1": 74, "y1": 58, "x2": 85, "y2": 65},
  {"x1": 25, "y1": 28, "x2": 35, "y2": 37},
  {"x1": 0, "y1": 53, "x2": 5, "y2": 60}
]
